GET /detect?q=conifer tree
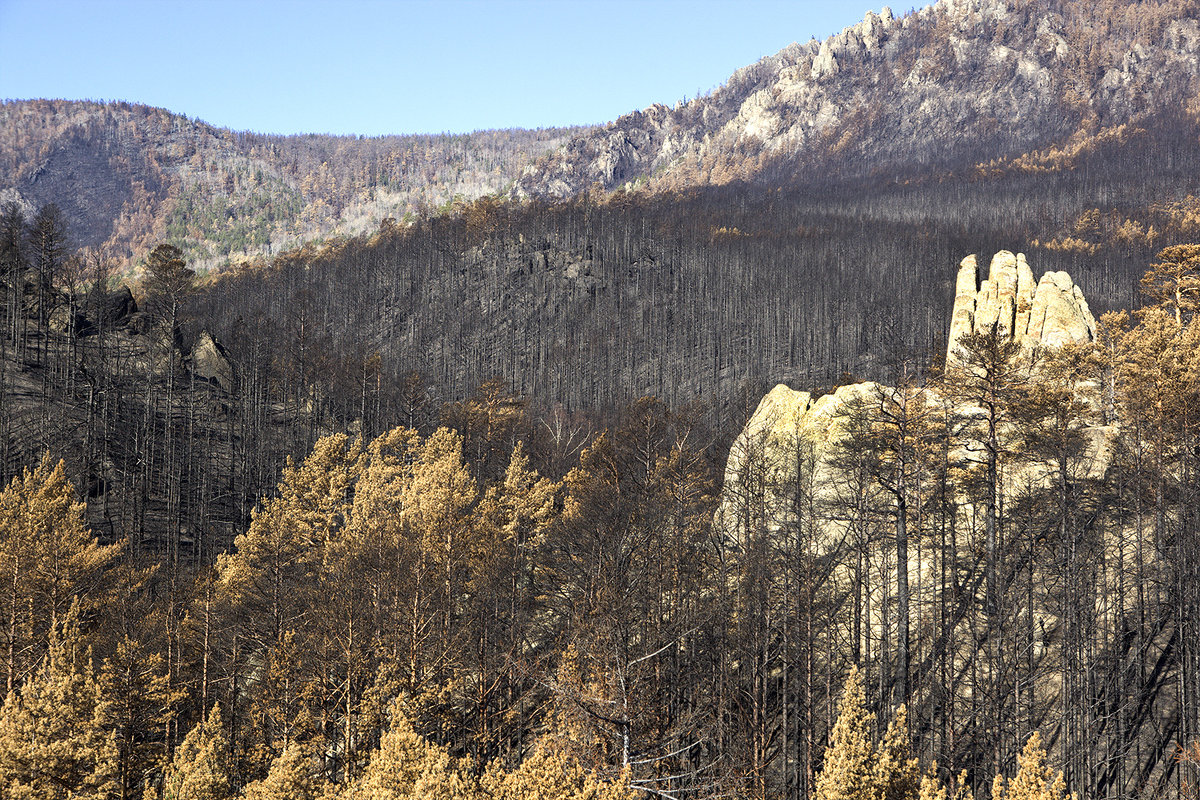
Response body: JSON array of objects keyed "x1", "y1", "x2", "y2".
[
  {"x1": 874, "y1": 705, "x2": 921, "y2": 800},
  {"x1": 0, "y1": 454, "x2": 120, "y2": 692},
  {"x1": 397, "y1": 427, "x2": 477, "y2": 677},
  {"x1": 158, "y1": 704, "x2": 231, "y2": 800},
  {"x1": 154, "y1": 705, "x2": 229, "y2": 800},
  {"x1": 0, "y1": 604, "x2": 119, "y2": 800},
  {"x1": 815, "y1": 669, "x2": 930, "y2": 800},
  {"x1": 338, "y1": 426, "x2": 422, "y2": 661},
  {"x1": 98, "y1": 635, "x2": 176, "y2": 800},
  {"x1": 142, "y1": 244, "x2": 195, "y2": 338},
  {"x1": 917, "y1": 770, "x2": 972, "y2": 800},
  {"x1": 1140, "y1": 244, "x2": 1200, "y2": 325},
  {"x1": 214, "y1": 433, "x2": 364, "y2": 750},
  {"x1": 815, "y1": 666, "x2": 875, "y2": 800},
  {"x1": 467, "y1": 441, "x2": 557, "y2": 753},
  {"x1": 483, "y1": 740, "x2": 637, "y2": 800},
  {"x1": 990, "y1": 733, "x2": 1069, "y2": 800},
  {"x1": 241, "y1": 741, "x2": 322, "y2": 800},
  {"x1": 341, "y1": 705, "x2": 473, "y2": 800}
]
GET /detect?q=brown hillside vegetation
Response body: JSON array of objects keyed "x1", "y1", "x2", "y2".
[
  {"x1": 0, "y1": 99, "x2": 588, "y2": 271},
  {"x1": 4, "y1": 246, "x2": 1200, "y2": 797}
]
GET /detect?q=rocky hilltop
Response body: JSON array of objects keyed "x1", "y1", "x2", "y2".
[{"x1": 517, "y1": 0, "x2": 1200, "y2": 197}]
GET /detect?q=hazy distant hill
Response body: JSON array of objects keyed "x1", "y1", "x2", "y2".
[
  {"x1": 516, "y1": 0, "x2": 1200, "y2": 196},
  {"x1": 0, "y1": 99, "x2": 589, "y2": 270}
]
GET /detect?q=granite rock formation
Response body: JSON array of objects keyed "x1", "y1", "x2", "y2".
[
  {"x1": 946, "y1": 250, "x2": 1096, "y2": 371},
  {"x1": 717, "y1": 251, "x2": 1105, "y2": 543},
  {"x1": 188, "y1": 330, "x2": 236, "y2": 391}
]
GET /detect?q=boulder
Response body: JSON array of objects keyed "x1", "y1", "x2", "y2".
[
  {"x1": 188, "y1": 330, "x2": 235, "y2": 390},
  {"x1": 99, "y1": 286, "x2": 137, "y2": 328}
]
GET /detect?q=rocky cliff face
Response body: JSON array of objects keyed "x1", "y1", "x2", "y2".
[
  {"x1": 517, "y1": 0, "x2": 1200, "y2": 198},
  {"x1": 716, "y1": 250, "x2": 1106, "y2": 544}
]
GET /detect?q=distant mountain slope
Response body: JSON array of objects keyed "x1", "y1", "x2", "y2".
[
  {"x1": 516, "y1": 0, "x2": 1200, "y2": 196},
  {"x1": 0, "y1": 99, "x2": 589, "y2": 270},
  {"x1": 6, "y1": 0, "x2": 1197, "y2": 272}
]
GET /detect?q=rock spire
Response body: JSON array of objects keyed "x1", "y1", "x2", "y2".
[{"x1": 946, "y1": 251, "x2": 1096, "y2": 371}]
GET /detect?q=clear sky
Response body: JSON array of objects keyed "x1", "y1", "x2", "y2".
[{"x1": 0, "y1": 0, "x2": 882, "y2": 136}]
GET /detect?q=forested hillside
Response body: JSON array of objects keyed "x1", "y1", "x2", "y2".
[
  {"x1": 0, "y1": 99, "x2": 587, "y2": 270},
  {"x1": 193, "y1": 103, "x2": 1200, "y2": 430},
  {"x1": 5, "y1": 0, "x2": 1200, "y2": 797},
  {"x1": 4, "y1": 240, "x2": 1200, "y2": 799}
]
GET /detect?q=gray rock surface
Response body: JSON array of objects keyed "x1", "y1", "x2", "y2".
[
  {"x1": 516, "y1": 0, "x2": 1200, "y2": 198},
  {"x1": 188, "y1": 330, "x2": 235, "y2": 390}
]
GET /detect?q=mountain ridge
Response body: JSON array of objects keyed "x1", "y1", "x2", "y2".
[
  {"x1": 4, "y1": 0, "x2": 1200, "y2": 274},
  {"x1": 516, "y1": 0, "x2": 1200, "y2": 197},
  {"x1": 0, "y1": 98, "x2": 589, "y2": 271}
]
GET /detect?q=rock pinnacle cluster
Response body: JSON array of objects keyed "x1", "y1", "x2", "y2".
[{"x1": 946, "y1": 251, "x2": 1096, "y2": 371}]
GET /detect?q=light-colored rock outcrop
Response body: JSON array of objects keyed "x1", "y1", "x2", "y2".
[
  {"x1": 189, "y1": 330, "x2": 235, "y2": 391},
  {"x1": 718, "y1": 251, "x2": 1106, "y2": 547},
  {"x1": 716, "y1": 380, "x2": 891, "y2": 538},
  {"x1": 516, "y1": 0, "x2": 1200, "y2": 199},
  {"x1": 945, "y1": 250, "x2": 1095, "y2": 371}
]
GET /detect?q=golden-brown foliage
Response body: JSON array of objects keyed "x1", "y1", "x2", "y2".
[
  {"x1": 0, "y1": 606, "x2": 119, "y2": 800},
  {"x1": 990, "y1": 734, "x2": 1070, "y2": 800}
]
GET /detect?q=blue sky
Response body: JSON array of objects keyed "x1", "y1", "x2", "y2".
[{"x1": 0, "y1": 0, "x2": 881, "y2": 136}]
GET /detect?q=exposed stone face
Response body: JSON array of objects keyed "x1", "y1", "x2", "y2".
[
  {"x1": 99, "y1": 287, "x2": 137, "y2": 328},
  {"x1": 715, "y1": 381, "x2": 889, "y2": 539},
  {"x1": 719, "y1": 252, "x2": 1106, "y2": 549},
  {"x1": 188, "y1": 330, "x2": 235, "y2": 391},
  {"x1": 945, "y1": 250, "x2": 1096, "y2": 372},
  {"x1": 516, "y1": 0, "x2": 1200, "y2": 199}
]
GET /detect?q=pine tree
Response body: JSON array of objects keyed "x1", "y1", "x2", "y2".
[
  {"x1": 483, "y1": 740, "x2": 637, "y2": 800},
  {"x1": 341, "y1": 705, "x2": 473, "y2": 800},
  {"x1": 398, "y1": 427, "x2": 477, "y2": 676},
  {"x1": 874, "y1": 706, "x2": 921, "y2": 800},
  {"x1": 917, "y1": 770, "x2": 972, "y2": 800},
  {"x1": 158, "y1": 704, "x2": 231, "y2": 800},
  {"x1": 98, "y1": 636, "x2": 176, "y2": 800},
  {"x1": 467, "y1": 441, "x2": 557, "y2": 754},
  {"x1": 214, "y1": 433, "x2": 364, "y2": 755},
  {"x1": 0, "y1": 454, "x2": 120, "y2": 693},
  {"x1": 0, "y1": 604, "x2": 119, "y2": 800},
  {"x1": 815, "y1": 666, "x2": 875, "y2": 800},
  {"x1": 815, "y1": 669, "x2": 928, "y2": 800},
  {"x1": 336, "y1": 426, "x2": 422, "y2": 665},
  {"x1": 990, "y1": 733, "x2": 1070, "y2": 800},
  {"x1": 1140, "y1": 244, "x2": 1200, "y2": 325},
  {"x1": 142, "y1": 244, "x2": 195, "y2": 336},
  {"x1": 241, "y1": 741, "x2": 322, "y2": 800}
]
